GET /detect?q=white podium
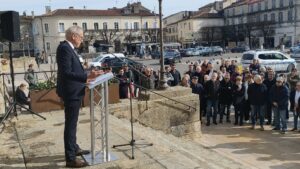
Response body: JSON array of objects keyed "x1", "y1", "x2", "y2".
[{"x1": 83, "y1": 72, "x2": 117, "y2": 165}]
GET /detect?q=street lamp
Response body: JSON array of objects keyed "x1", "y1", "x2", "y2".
[{"x1": 158, "y1": 0, "x2": 168, "y2": 89}]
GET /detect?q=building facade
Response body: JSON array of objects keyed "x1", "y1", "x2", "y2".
[
  {"x1": 164, "y1": 3, "x2": 224, "y2": 48},
  {"x1": 224, "y1": 0, "x2": 300, "y2": 48},
  {"x1": 32, "y1": 2, "x2": 159, "y2": 56}
]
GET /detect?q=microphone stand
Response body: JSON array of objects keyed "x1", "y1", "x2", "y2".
[{"x1": 111, "y1": 54, "x2": 152, "y2": 160}]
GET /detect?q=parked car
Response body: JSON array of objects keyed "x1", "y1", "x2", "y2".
[
  {"x1": 241, "y1": 50, "x2": 297, "y2": 72},
  {"x1": 185, "y1": 48, "x2": 195, "y2": 57},
  {"x1": 151, "y1": 50, "x2": 160, "y2": 59},
  {"x1": 89, "y1": 53, "x2": 125, "y2": 69},
  {"x1": 179, "y1": 49, "x2": 187, "y2": 57},
  {"x1": 231, "y1": 46, "x2": 250, "y2": 53},
  {"x1": 199, "y1": 47, "x2": 212, "y2": 56},
  {"x1": 211, "y1": 46, "x2": 223, "y2": 55},
  {"x1": 164, "y1": 50, "x2": 181, "y2": 64},
  {"x1": 290, "y1": 49, "x2": 300, "y2": 61},
  {"x1": 290, "y1": 45, "x2": 300, "y2": 53}
]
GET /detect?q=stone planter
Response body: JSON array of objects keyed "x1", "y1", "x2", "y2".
[
  {"x1": 83, "y1": 82, "x2": 120, "y2": 106},
  {"x1": 30, "y1": 88, "x2": 63, "y2": 113}
]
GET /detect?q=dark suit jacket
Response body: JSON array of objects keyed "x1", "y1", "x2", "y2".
[
  {"x1": 56, "y1": 41, "x2": 87, "y2": 102},
  {"x1": 16, "y1": 87, "x2": 29, "y2": 105}
]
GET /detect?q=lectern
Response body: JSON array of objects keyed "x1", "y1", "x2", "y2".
[{"x1": 83, "y1": 72, "x2": 117, "y2": 165}]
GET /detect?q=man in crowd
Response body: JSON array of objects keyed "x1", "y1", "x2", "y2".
[
  {"x1": 192, "y1": 66, "x2": 204, "y2": 84},
  {"x1": 249, "y1": 59, "x2": 260, "y2": 75},
  {"x1": 291, "y1": 81, "x2": 300, "y2": 131},
  {"x1": 218, "y1": 72, "x2": 234, "y2": 123},
  {"x1": 248, "y1": 75, "x2": 267, "y2": 131},
  {"x1": 170, "y1": 63, "x2": 181, "y2": 86},
  {"x1": 205, "y1": 72, "x2": 220, "y2": 126},
  {"x1": 140, "y1": 67, "x2": 156, "y2": 90},
  {"x1": 263, "y1": 70, "x2": 276, "y2": 125},
  {"x1": 269, "y1": 77, "x2": 289, "y2": 134},
  {"x1": 191, "y1": 76, "x2": 204, "y2": 122}
]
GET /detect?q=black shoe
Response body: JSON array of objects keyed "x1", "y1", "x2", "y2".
[
  {"x1": 219, "y1": 120, "x2": 223, "y2": 124},
  {"x1": 206, "y1": 122, "x2": 210, "y2": 126},
  {"x1": 234, "y1": 122, "x2": 238, "y2": 125},
  {"x1": 66, "y1": 159, "x2": 88, "y2": 168},
  {"x1": 239, "y1": 123, "x2": 243, "y2": 126},
  {"x1": 272, "y1": 127, "x2": 280, "y2": 131},
  {"x1": 226, "y1": 119, "x2": 231, "y2": 123},
  {"x1": 281, "y1": 130, "x2": 286, "y2": 134},
  {"x1": 266, "y1": 121, "x2": 271, "y2": 125},
  {"x1": 213, "y1": 121, "x2": 217, "y2": 125},
  {"x1": 291, "y1": 128, "x2": 298, "y2": 131}
]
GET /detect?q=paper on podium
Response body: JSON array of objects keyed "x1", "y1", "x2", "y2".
[{"x1": 88, "y1": 72, "x2": 114, "y2": 89}]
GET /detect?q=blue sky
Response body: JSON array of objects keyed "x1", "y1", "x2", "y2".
[{"x1": 0, "y1": 0, "x2": 214, "y2": 17}]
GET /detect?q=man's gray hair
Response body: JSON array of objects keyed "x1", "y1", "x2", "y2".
[
  {"x1": 253, "y1": 74, "x2": 261, "y2": 82},
  {"x1": 65, "y1": 26, "x2": 83, "y2": 40}
]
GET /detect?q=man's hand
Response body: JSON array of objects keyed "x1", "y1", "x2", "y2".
[
  {"x1": 86, "y1": 70, "x2": 104, "y2": 84},
  {"x1": 272, "y1": 102, "x2": 278, "y2": 107}
]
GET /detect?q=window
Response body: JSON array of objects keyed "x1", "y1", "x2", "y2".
[
  {"x1": 264, "y1": 14, "x2": 268, "y2": 21},
  {"x1": 250, "y1": 4, "x2": 254, "y2": 12},
  {"x1": 82, "y1": 22, "x2": 87, "y2": 30},
  {"x1": 258, "y1": 2, "x2": 261, "y2": 11},
  {"x1": 46, "y1": 42, "x2": 50, "y2": 51},
  {"x1": 153, "y1": 22, "x2": 157, "y2": 29},
  {"x1": 271, "y1": 13, "x2": 276, "y2": 21},
  {"x1": 278, "y1": 12, "x2": 283, "y2": 23},
  {"x1": 288, "y1": 10, "x2": 293, "y2": 21},
  {"x1": 257, "y1": 15, "x2": 261, "y2": 22},
  {"x1": 144, "y1": 22, "x2": 148, "y2": 29},
  {"x1": 94, "y1": 23, "x2": 99, "y2": 30},
  {"x1": 125, "y1": 22, "x2": 129, "y2": 29},
  {"x1": 58, "y1": 23, "x2": 64, "y2": 32},
  {"x1": 103, "y1": 22, "x2": 108, "y2": 30},
  {"x1": 272, "y1": 0, "x2": 276, "y2": 9},
  {"x1": 280, "y1": 0, "x2": 284, "y2": 7},
  {"x1": 242, "y1": 54, "x2": 254, "y2": 60},
  {"x1": 134, "y1": 22, "x2": 139, "y2": 30},
  {"x1": 265, "y1": 0, "x2": 268, "y2": 10},
  {"x1": 73, "y1": 22, "x2": 77, "y2": 26},
  {"x1": 114, "y1": 22, "x2": 119, "y2": 30},
  {"x1": 44, "y1": 23, "x2": 49, "y2": 33},
  {"x1": 232, "y1": 8, "x2": 235, "y2": 15},
  {"x1": 273, "y1": 53, "x2": 284, "y2": 60},
  {"x1": 289, "y1": 0, "x2": 293, "y2": 6}
]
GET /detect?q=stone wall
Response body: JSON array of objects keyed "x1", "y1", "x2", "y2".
[{"x1": 109, "y1": 86, "x2": 201, "y2": 137}]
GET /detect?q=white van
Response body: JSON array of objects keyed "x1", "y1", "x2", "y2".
[
  {"x1": 241, "y1": 50, "x2": 296, "y2": 72},
  {"x1": 88, "y1": 53, "x2": 125, "y2": 69}
]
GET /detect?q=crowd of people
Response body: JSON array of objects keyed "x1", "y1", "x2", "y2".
[{"x1": 116, "y1": 58, "x2": 300, "y2": 134}]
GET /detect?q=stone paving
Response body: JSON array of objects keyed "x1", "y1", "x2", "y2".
[{"x1": 0, "y1": 108, "x2": 245, "y2": 169}]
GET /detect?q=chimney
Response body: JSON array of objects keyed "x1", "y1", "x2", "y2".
[
  {"x1": 69, "y1": 6, "x2": 74, "y2": 9},
  {"x1": 45, "y1": 6, "x2": 51, "y2": 14}
]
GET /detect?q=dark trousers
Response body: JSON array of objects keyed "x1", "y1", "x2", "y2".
[
  {"x1": 266, "y1": 102, "x2": 272, "y2": 123},
  {"x1": 64, "y1": 99, "x2": 81, "y2": 162},
  {"x1": 234, "y1": 103, "x2": 244, "y2": 125},
  {"x1": 220, "y1": 103, "x2": 231, "y2": 121},
  {"x1": 206, "y1": 99, "x2": 218, "y2": 124}
]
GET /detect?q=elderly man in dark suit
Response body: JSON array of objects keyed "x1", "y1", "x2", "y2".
[{"x1": 56, "y1": 25, "x2": 102, "y2": 168}]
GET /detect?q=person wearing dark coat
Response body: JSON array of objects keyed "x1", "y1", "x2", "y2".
[
  {"x1": 263, "y1": 71, "x2": 276, "y2": 125},
  {"x1": 269, "y1": 77, "x2": 289, "y2": 133},
  {"x1": 232, "y1": 76, "x2": 245, "y2": 125},
  {"x1": 170, "y1": 64, "x2": 181, "y2": 86},
  {"x1": 291, "y1": 81, "x2": 300, "y2": 131},
  {"x1": 218, "y1": 72, "x2": 234, "y2": 123},
  {"x1": 117, "y1": 69, "x2": 129, "y2": 99},
  {"x1": 56, "y1": 26, "x2": 102, "y2": 168},
  {"x1": 204, "y1": 72, "x2": 220, "y2": 126},
  {"x1": 140, "y1": 67, "x2": 156, "y2": 90},
  {"x1": 249, "y1": 59, "x2": 261, "y2": 75},
  {"x1": 191, "y1": 66, "x2": 204, "y2": 84},
  {"x1": 191, "y1": 76, "x2": 204, "y2": 122},
  {"x1": 16, "y1": 83, "x2": 30, "y2": 108},
  {"x1": 248, "y1": 74, "x2": 268, "y2": 130}
]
